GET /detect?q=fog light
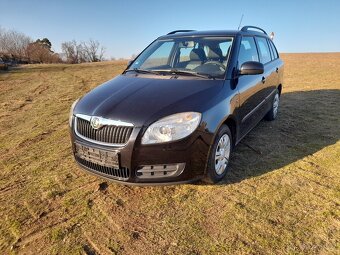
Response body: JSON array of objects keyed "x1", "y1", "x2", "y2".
[{"x1": 136, "y1": 163, "x2": 185, "y2": 179}]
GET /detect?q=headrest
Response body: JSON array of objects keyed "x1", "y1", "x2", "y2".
[
  {"x1": 189, "y1": 48, "x2": 207, "y2": 62},
  {"x1": 207, "y1": 47, "x2": 223, "y2": 60}
]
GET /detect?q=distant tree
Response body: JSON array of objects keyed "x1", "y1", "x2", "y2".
[
  {"x1": 50, "y1": 52, "x2": 62, "y2": 63},
  {"x1": 82, "y1": 39, "x2": 105, "y2": 62},
  {"x1": 26, "y1": 37, "x2": 61, "y2": 63},
  {"x1": 0, "y1": 27, "x2": 60, "y2": 64},
  {"x1": 0, "y1": 27, "x2": 32, "y2": 59},
  {"x1": 0, "y1": 26, "x2": 4, "y2": 51},
  {"x1": 27, "y1": 43, "x2": 48, "y2": 63},
  {"x1": 35, "y1": 38, "x2": 52, "y2": 49},
  {"x1": 61, "y1": 40, "x2": 80, "y2": 64},
  {"x1": 26, "y1": 42, "x2": 61, "y2": 63},
  {"x1": 61, "y1": 39, "x2": 105, "y2": 63}
]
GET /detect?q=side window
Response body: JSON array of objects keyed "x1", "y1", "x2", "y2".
[
  {"x1": 238, "y1": 37, "x2": 259, "y2": 67},
  {"x1": 269, "y1": 40, "x2": 279, "y2": 59},
  {"x1": 219, "y1": 41, "x2": 233, "y2": 58},
  {"x1": 255, "y1": 37, "x2": 272, "y2": 64},
  {"x1": 140, "y1": 41, "x2": 174, "y2": 69},
  {"x1": 267, "y1": 39, "x2": 274, "y2": 60},
  {"x1": 179, "y1": 46, "x2": 194, "y2": 62}
]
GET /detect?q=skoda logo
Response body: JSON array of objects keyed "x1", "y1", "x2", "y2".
[{"x1": 90, "y1": 117, "x2": 101, "y2": 130}]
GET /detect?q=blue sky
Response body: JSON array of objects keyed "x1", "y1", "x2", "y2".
[{"x1": 1, "y1": 0, "x2": 339, "y2": 58}]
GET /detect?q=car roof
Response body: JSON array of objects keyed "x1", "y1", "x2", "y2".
[{"x1": 158, "y1": 28, "x2": 269, "y2": 39}]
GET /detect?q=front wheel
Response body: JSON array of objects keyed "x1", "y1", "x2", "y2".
[
  {"x1": 204, "y1": 125, "x2": 232, "y2": 184},
  {"x1": 264, "y1": 89, "x2": 280, "y2": 121}
]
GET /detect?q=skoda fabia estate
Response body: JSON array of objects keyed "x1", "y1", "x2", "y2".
[{"x1": 69, "y1": 26, "x2": 284, "y2": 185}]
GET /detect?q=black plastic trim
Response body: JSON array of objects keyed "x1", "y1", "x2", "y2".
[
  {"x1": 241, "y1": 26, "x2": 267, "y2": 35},
  {"x1": 167, "y1": 30, "x2": 196, "y2": 35}
]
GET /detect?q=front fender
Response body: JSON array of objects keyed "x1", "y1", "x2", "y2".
[{"x1": 199, "y1": 80, "x2": 239, "y2": 173}]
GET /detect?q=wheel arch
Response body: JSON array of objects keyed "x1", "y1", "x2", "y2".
[
  {"x1": 223, "y1": 116, "x2": 237, "y2": 148},
  {"x1": 212, "y1": 114, "x2": 238, "y2": 149}
]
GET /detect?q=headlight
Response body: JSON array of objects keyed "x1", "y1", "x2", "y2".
[
  {"x1": 69, "y1": 98, "x2": 79, "y2": 126},
  {"x1": 141, "y1": 112, "x2": 201, "y2": 144}
]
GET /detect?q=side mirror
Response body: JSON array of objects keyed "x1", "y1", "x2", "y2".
[{"x1": 239, "y1": 61, "x2": 264, "y2": 75}]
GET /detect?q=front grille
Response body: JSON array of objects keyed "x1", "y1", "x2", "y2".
[
  {"x1": 76, "y1": 156, "x2": 130, "y2": 180},
  {"x1": 76, "y1": 117, "x2": 133, "y2": 145}
]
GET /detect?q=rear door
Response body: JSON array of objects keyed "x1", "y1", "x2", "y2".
[
  {"x1": 236, "y1": 36, "x2": 265, "y2": 137},
  {"x1": 268, "y1": 39, "x2": 284, "y2": 89},
  {"x1": 255, "y1": 36, "x2": 278, "y2": 110}
]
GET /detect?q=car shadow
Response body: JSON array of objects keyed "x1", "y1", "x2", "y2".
[{"x1": 215, "y1": 89, "x2": 340, "y2": 185}]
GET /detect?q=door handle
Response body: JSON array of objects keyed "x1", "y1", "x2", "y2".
[
  {"x1": 276, "y1": 67, "x2": 279, "y2": 73},
  {"x1": 261, "y1": 76, "x2": 266, "y2": 84}
]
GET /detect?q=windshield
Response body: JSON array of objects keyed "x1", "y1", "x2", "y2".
[{"x1": 128, "y1": 36, "x2": 233, "y2": 79}]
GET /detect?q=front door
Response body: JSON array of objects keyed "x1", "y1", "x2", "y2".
[{"x1": 236, "y1": 36, "x2": 266, "y2": 138}]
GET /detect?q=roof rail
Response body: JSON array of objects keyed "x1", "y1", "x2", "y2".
[
  {"x1": 241, "y1": 26, "x2": 267, "y2": 35},
  {"x1": 167, "y1": 30, "x2": 195, "y2": 35}
]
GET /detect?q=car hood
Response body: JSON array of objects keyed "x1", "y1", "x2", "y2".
[{"x1": 74, "y1": 74, "x2": 224, "y2": 127}]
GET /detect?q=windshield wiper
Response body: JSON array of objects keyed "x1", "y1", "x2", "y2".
[
  {"x1": 154, "y1": 69, "x2": 215, "y2": 79},
  {"x1": 125, "y1": 68, "x2": 216, "y2": 79},
  {"x1": 124, "y1": 68, "x2": 161, "y2": 75}
]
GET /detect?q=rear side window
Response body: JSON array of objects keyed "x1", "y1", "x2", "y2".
[
  {"x1": 267, "y1": 39, "x2": 275, "y2": 60},
  {"x1": 256, "y1": 37, "x2": 271, "y2": 64},
  {"x1": 268, "y1": 40, "x2": 279, "y2": 59},
  {"x1": 238, "y1": 37, "x2": 259, "y2": 67}
]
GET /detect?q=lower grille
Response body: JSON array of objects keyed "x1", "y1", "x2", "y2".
[{"x1": 76, "y1": 156, "x2": 130, "y2": 180}]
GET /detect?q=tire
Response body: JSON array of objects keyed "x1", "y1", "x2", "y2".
[
  {"x1": 204, "y1": 125, "x2": 232, "y2": 184},
  {"x1": 264, "y1": 89, "x2": 280, "y2": 121}
]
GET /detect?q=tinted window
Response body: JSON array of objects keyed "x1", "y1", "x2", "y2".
[
  {"x1": 203, "y1": 41, "x2": 232, "y2": 61},
  {"x1": 267, "y1": 39, "x2": 275, "y2": 60},
  {"x1": 238, "y1": 37, "x2": 259, "y2": 67},
  {"x1": 134, "y1": 41, "x2": 175, "y2": 69},
  {"x1": 179, "y1": 45, "x2": 194, "y2": 62},
  {"x1": 269, "y1": 40, "x2": 279, "y2": 59},
  {"x1": 130, "y1": 37, "x2": 234, "y2": 78},
  {"x1": 219, "y1": 41, "x2": 233, "y2": 57},
  {"x1": 256, "y1": 37, "x2": 271, "y2": 64}
]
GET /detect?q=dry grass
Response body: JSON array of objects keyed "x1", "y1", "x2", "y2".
[{"x1": 0, "y1": 54, "x2": 339, "y2": 254}]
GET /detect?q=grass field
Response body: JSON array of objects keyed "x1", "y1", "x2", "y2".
[{"x1": 0, "y1": 54, "x2": 339, "y2": 255}]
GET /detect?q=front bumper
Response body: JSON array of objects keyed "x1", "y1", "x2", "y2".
[{"x1": 70, "y1": 122, "x2": 212, "y2": 185}]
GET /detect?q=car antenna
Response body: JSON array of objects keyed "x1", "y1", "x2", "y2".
[{"x1": 237, "y1": 14, "x2": 244, "y2": 30}]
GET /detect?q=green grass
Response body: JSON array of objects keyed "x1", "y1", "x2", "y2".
[{"x1": 0, "y1": 54, "x2": 339, "y2": 254}]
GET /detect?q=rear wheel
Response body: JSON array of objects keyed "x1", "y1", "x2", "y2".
[
  {"x1": 204, "y1": 125, "x2": 232, "y2": 184},
  {"x1": 265, "y1": 89, "x2": 280, "y2": 121}
]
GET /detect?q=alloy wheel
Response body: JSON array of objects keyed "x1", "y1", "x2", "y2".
[
  {"x1": 273, "y1": 93, "x2": 280, "y2": 117},
  {"x1": 214, "y1": 134, "x2": 231, "y2": 175}
]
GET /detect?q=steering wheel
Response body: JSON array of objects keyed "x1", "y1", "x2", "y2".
[{"x1": 203, "y1": 61, "x2": 226, "y2": 71}]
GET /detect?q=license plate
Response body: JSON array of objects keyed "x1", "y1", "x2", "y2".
[{"x1": 74, "y1": 143, "x2": 119, "y2": 168}]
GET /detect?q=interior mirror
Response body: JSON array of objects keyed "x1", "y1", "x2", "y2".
[
  {"x1": 239, "y1": 61, "x2": 264, "y2": 75},
  {"x1": 179, "y1": 41, "x2": 195, "y2": 48}
]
